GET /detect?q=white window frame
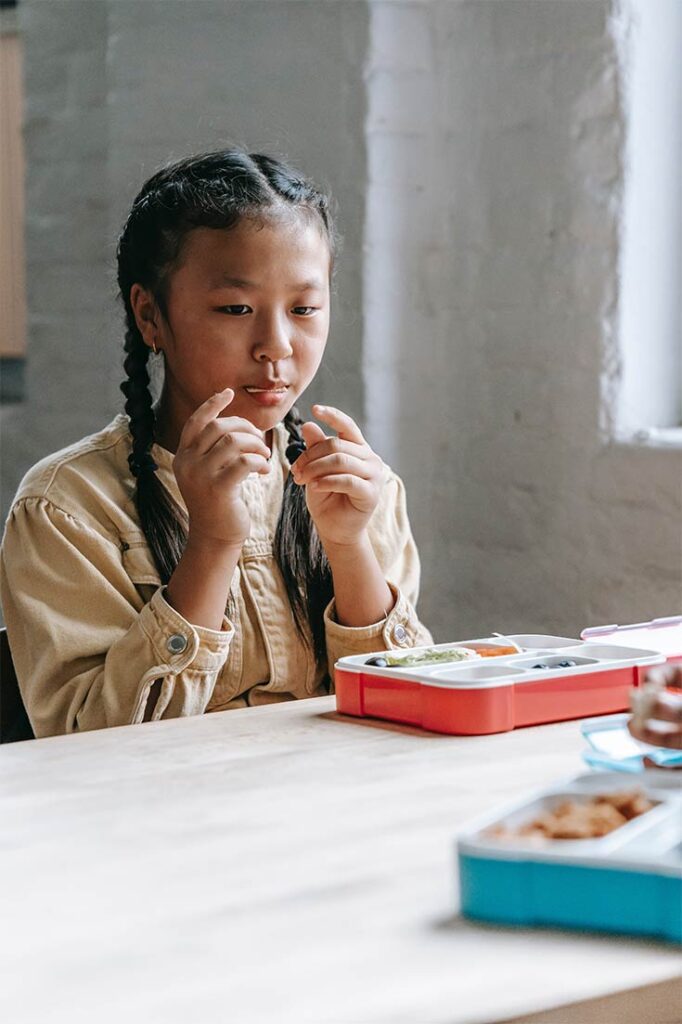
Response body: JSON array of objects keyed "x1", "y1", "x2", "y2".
[{"x1": 616, "y1": 0, "x2": 682, "y2": 448}]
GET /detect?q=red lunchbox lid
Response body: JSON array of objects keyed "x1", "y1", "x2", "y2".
[{"x1": 581, "y1": 616, "x2": 682, "y2": 660}]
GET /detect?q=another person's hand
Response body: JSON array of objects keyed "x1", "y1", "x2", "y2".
[
  {"x1": 173, "y1": 388, "x2": 271, "y2": 549},
  {"x1": 291, "y1": 405, "x2": 385, "y2": 548},
  {"x1": 628, "y1": 665, "x2": 682, "y2": 750}
]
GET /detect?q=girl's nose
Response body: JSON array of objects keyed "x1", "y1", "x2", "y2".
[{"x1": 253, "y1": 314, "x2": 294, "y2": 362}]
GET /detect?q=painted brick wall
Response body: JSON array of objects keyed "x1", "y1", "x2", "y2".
[
  {"x1": 363, "y1": 0, "x2": 682, "y2": 639},
  {"x1": 1, "y1": 0, "x2": 369, "y2": 522},
  {"x1": 2, "y1": 0, "x2": 680, "y2": 643},
  {"x1": 1, "y1": 0, "x2": 109, "y2": 517}
]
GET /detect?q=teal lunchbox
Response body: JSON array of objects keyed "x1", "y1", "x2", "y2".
[{"x1": 457, "y1": 771, "x2": 682, "y2": 943}]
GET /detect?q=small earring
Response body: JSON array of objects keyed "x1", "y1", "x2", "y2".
[{"x1": 151, "y1": 340, "x2": 158, "y2": 355}]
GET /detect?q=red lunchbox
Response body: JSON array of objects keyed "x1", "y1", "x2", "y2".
[{"x1": 333, "y1": 620, "x2": 681, "y2": 736}]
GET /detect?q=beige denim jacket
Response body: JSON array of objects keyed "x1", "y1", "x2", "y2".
[{"x1": 0, "y1": 415, "x2": 432, "y2": 737}]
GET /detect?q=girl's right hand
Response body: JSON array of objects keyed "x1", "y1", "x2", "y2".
[{"x1": 172, "y1": 388, "x2": 271, "y2": 549}]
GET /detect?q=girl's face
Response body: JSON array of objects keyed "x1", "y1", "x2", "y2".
[{"x1": 137, "y1": 215, "x2": 331, "y2": 444}]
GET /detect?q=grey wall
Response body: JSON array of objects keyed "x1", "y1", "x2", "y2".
[
  {"x1": 364, "y1": 0, "x2": 682, "y2": 639},
  {"x1": 1, "y1": 0, "x2": 109, "y2": 491},
  {"x1": 103, "y1": 0, "x2": 369, "y2": 420},
  {"x1": 2, "y1": 0, "x2": 681, "y2": 641},
  {"x1": 1, "y1": 0, "x2": 369, "y2": 516}
]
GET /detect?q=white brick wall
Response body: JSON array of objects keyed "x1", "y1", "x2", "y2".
[
  {"x1": 2, "y1": 0, "x2": 679, "y2": 642},
  {"x1": 363, "y1": 0, "x2": 682, "y2": 639},
  {"x1": 0, "y1": 1, "x2": 111, "y2": 500},
  {"x1": 1, "y1": 0, "x2": 369, "y2": 525}
]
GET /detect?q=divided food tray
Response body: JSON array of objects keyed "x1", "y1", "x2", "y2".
[
  {"x1": 457, "y1": 772, "x2": 682, "y2": 942},
  {"x1": 334, "y1": 635, "x2": 664, "y2": 735}
]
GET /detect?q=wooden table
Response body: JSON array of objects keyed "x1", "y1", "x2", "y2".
[{"x1": 1, "y1": 698, "x2": 679, "y2": 1024}]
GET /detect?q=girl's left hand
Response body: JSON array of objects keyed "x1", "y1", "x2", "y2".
[{"x1": 290, "y1": 404, "x2": 385, "y2": 547}]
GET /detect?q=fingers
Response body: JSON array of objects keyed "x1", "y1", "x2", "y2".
[
  {"x1": 628, "y1": 718, "x2": 682, "y2": 751},
  {"x1": 180, "y1": 388, "x2": 235, "y2": 448},
  {"x1": 311, "y1": 404, "x2": 365, "y2": 445},
  {"x1": 294, "y1": 412, "x2": 380, "y2": 492},
  {"x1": 642, "y1": 756, "x2": 682, "y2": 771},
  {"x1": 200, "y1": 426, "x2": 271, "y2": 475},
  {"x1": 294, "y1": 452, "x2": 374, "y2": 485},
  {"x1": 198, "y1": 422, "x2": 271, "y2": 460},
  {"x1": 644, "y1": 665, "x2": 682, "y2": 691},
  {"x1": 637, "y1": 691, "x2": 682, "y2": 726},
  {"x1": 628, "y1": 681, "x2": 682, "y2": 753},
  {"x1": 306, "y1": 473, "x2": 377, "y2": 505},
  {"x1": 627, "y1": 667, "x2": 682, "y2": 753},
  {"x1": 294, "y1": 434, "x2": 374, "y2": 477},
  {"x1": 292, "y1": 438, "x2": 366, "y2": 473},
  {"x1": 216, "y1": 451, "x2": 272, "y2": 487},
  {"x1": 650, "y1": 692, "x2": 682, "y2": 724},
  {"x1": 300, "y1": 421, "x2": 328, "y2": 450}
]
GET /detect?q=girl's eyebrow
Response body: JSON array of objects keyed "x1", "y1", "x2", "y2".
[
  {"x1": 209, "y1": 274, "x2": 324, "y2": 291},
  {"x1": 211, "y1": 275, "x2": 256, "y2": 289}
]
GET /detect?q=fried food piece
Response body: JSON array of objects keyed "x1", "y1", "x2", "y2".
[
  {"x1": 484, "y1": 790, "x2": 654, "y2": 843},
  {"x1": 594, "y1": 790, "x2": 654, "y2": 819}
]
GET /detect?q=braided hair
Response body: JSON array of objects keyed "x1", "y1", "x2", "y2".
[{"x1": 117, "y1": 148, "x2": 336, "y2": 662}]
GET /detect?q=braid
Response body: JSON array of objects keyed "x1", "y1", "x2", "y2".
[
  {"x1": 119, "y1": 324, "x2": 187, "y2": 583},
  {"x1": 283, "y1": 407, "x2": 306, "y2": 465},
  {"x1": 275, "y1": 408, "x2": 333, "y2": 665},
  {"x1": 121, "y1": 327, "x2": 157, "y2": 477}
]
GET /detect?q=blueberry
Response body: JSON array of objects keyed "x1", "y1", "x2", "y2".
[
  {"x1": 558, "y1": 660, "x2": 577, "y2": 668},
  {"x1": 365, "y1": 656, "x2": 388, "y2": 668},
  {"x1": 532, "y1": 663, "x2": 549, "y2": 670}
]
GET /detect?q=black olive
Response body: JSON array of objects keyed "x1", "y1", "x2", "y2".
[{"x1": 365, "y1": 656, "x2": 389, "y2": 667}]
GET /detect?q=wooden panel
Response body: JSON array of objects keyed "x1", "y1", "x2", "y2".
[
  {"x1": 0, "y1": 29, "x2": 27, "y2": 358},
  {"x1": 497, "y1": 976, "x2": 682, "y2": 1024}
]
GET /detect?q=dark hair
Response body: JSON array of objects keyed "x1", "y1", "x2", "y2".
[{"x1": 117, "y1": 148, "x2": 336, "y2": 663}]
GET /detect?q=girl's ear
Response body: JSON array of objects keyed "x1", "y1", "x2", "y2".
[{"x1": 129, "y1": 283, "x2": 161, "y2": 351}]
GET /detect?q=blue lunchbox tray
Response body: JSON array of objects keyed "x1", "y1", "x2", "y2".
[
  {"x1": 581, "y1": 713, "x2": 682, "y2": 772},
  {"x1": 457, "y1": 771, "x2": 682, "y2": 943}
]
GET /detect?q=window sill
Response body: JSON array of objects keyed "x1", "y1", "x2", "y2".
[{"x1": 618, "y1": 426, "x2": 682, "y2": 451}]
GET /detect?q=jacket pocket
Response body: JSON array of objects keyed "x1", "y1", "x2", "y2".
[{"x1": 121, "y1": 538, "x2": 163, "y2": 587}]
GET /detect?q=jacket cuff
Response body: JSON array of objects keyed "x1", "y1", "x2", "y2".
[
  {"x1": 138, "y1": 586, "x2": 234, "y2": 673},
  {"x1": 324, "y1": 581, "x2": 421, "y2": 654}
]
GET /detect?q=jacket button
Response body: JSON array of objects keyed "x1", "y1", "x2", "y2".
[
  {"x1": 392, "y1": 624, "x2": 408, "y2": 643},
  {"x1": 167, "y1": 633, "x2": 188, "y2": 655}
]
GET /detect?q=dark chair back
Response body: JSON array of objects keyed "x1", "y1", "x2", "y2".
[{"x1": 0, "y1": 627, "x2": 35, "y2": 743}]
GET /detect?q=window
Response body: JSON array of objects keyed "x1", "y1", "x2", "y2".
[{"x1": 616, "y1": 0, "x2": 682, "y2": 446}]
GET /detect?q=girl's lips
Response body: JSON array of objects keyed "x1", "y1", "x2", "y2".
[{"x1": 243, "y1": 386, "x2": 289, "y2": 407}]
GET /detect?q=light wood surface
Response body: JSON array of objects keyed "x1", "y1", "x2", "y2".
[{"x1": 0, "y1": 697, "x2": 679, "y2": 1024}]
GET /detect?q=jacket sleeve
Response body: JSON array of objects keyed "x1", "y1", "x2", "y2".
[
  {"x1": 0, "y1": 497, "x2": 233, "y2": 737},
  {"x1": 323, "y1": 469, "x2": 433, "y2": 679}
]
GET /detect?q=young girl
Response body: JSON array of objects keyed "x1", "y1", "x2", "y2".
[{"x1": 0, "y1": 148, "x2": 432, "y2": 737}]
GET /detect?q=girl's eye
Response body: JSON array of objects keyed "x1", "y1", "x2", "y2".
[
  {"x1": 292, "y1": 306, "x2": 318, "y2": 316},
  {"x1": 218, "y1": 305, "x2": 251, "y2": 316}
]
